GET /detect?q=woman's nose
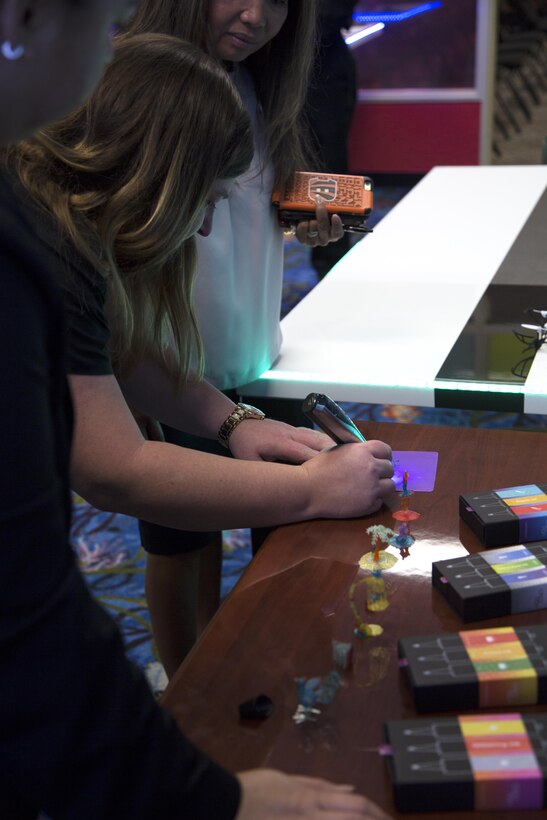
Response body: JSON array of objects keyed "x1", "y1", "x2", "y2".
[{"x1": 240, "y1": 0, "x2": 267, "y2": 27}]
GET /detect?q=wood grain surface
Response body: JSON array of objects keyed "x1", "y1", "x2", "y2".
[{"x1": 162, "y1": 422, "x2": 547, "y2": 819}]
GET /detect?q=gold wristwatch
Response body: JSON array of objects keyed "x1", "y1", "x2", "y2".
[{"x1": 218, "y1": 402, "x2": 265, "y2": 448}]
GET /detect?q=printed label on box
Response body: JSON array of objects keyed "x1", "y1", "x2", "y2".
[
  {"x1": 460, "y1": 627, "x2": 538, "y2": 706},
  {"x1": 461, "y1": 483, "x2": 547, "y2": 547},
  {"x1": 399, "y1": 625, "x2": 547, "y2": 712},
  {"x1": 459, "y1": 714, "x2": 543, "y2": 810},
  {"x1": 385, "y1": 713, "x2": 547, "y2": 812},
  {"x1": 432, "y1": 542, "x2": 547, "y2": 621}
]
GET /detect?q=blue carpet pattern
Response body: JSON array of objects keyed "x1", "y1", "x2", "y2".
[{"x1": 72, "y1": 185, "x2": 547, "y2": 677}]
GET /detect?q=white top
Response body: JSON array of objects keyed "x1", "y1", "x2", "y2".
[
  {"x1": 193, "y1": 66, "x2": 283, "y2": 390},
  {"x1": 239, "y1": 165, "x2": 547, "y2": 413}
]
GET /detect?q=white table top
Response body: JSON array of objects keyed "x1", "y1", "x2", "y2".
[{"x1": 240, "y1": 166, "x2": 547, "y2": 412}]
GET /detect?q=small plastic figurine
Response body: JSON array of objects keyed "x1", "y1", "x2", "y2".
[
  {"x1": 366, "y1": 569, "x2": 389, "y2": 611},
  {"x1": 293, "y1": 671, "x2": 341, "y2": 723},
  {"x1": 351, "y1": 523, "x2": 401, "y2": 639},
  {"x1": 391, "y1": 470, "x2": 420, "y2": 557},
  {"x1": 332, "y1": 639, "x2": 353, "y2": 671},
  {"x1": 399, "y1": 469, "x2": 413, "y2": 511},
  {"x1": 389, "y1": 520, "x2": 415, "y2": 559},
  {"x1": 295, "y1": 670, "x2": 341, "y2": 708},
  {"x1": 349, "y1": 576, "x2": 384, "y2": 638},
  {"x1": 364, "y1": 524, "x2": 396, "y2": 566}
]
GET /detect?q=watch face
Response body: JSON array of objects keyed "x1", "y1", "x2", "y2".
[{"x1": 240, "y1": 403, "x2": 263, "y2": 415}]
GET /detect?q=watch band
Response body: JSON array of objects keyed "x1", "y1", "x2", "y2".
[{"x1": 218, "y1": 403, "x2": 265, "y2": 448}]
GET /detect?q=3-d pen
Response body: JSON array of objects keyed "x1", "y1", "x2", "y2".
[{"x1": 302, "y1": 393, "x2": 366, "y2": 445}]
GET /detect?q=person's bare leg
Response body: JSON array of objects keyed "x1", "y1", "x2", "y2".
[
  {"x1": 145, "y1": 550, "x2": 199, "y2": 679},
  {"x1": 197, "y1": 532, "x2": 223, "y2": 635},
  {"x1": 145, "y1": 536, "x2": 223, "y2": 679}
]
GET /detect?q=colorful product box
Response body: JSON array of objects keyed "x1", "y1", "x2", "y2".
[
  {"x1": 384, "y1": 712, "x2": 547, "y2": 812},
  {"x1": 432, "y1": 541, "x2": 547, "y2": 622},
  {"x1": 460, "y1": 483, "x2": 547, "y2": 547},
  {"x1": 399, "y1": 625, "x2": 547, "y2": 712}
]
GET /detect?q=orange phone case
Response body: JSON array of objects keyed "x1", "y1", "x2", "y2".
[{"x1": 272, "y1": 172, "x2": 373, "y2": 233}]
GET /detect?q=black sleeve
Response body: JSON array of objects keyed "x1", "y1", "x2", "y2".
[
  {"x1": 0, "y1": 191, "x2": 240, "y2": 819},
  {"x1": 15, "y1": 183, "x2": 114, "y2": 377},
  {"x1": 55, "y1": 241, "x2": 114, "y2": 376}
]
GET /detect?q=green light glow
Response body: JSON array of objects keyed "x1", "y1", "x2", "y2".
[
  {"x1": 258, "y1": 370, "x2": 430, "y2": 390},
  {"x1": 256, "y1": 370, "x2": 547, "y2": 396},
  {"x1": 433, "y1": 380, "x2": 524, "y2": 394}
]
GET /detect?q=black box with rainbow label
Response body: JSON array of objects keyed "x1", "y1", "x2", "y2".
[
  {"x1": 399, "y1": 625, "x2": 547, "y2": 713},
  {"x1": 384, "y1": 713, "x2": 547, "y2": 812},
  {"x1": 460, "y1": 483, "x2": 547, "y2": 547},
  {"x1": 432, "y1": 542, "x2": 547, "y2": 622}
]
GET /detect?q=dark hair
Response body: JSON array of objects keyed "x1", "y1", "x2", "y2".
[{"x1": 125, "y1": 0, "x2": 318, "y2": 187}]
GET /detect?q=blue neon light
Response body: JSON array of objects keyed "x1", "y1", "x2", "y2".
[{"x1": 354, "y1": 2, "x2": 443, "y2": 25}]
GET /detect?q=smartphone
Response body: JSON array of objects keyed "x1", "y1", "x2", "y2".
[
  {"x1": 272, "y1": 172, "x2": 373, "y2": 234},
  {"x1": 302, "y1": 393, "x2": 366, "y2": 445}
]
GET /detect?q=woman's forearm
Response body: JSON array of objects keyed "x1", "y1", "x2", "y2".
[
  {"x1": 78, "y1": 439, "x2": 314, "y2": 530},
  {"x1": 69, "y1": 373, "x2": 395, "y2": 531}
]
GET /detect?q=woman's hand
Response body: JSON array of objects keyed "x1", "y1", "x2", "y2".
[
  {"x1": 236, "y1": 769, "x2": 393, "y2": 819},
  {"x1": 295, "y1": 199, "x2": 345, "y2": 247},
  {"x1": 228, "y1": 417, "x2": 332, "y2": 463},
  {"x1": 303, "y1": 438, "x2": 396, "y2": 520}
]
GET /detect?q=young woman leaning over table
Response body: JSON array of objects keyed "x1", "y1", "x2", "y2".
[
  {"x1": 124, "y1": 0, "x2": 360, "y2": 673},
  {"x1": 1, "y1": 26, "x2": 394, "y2": 819}
]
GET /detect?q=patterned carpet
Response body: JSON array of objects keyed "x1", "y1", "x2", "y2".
[{"x1": 73, "y1": 183, "x2": 547, "y2": 682}]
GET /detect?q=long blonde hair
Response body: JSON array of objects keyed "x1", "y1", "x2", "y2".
[
  {"x1": 6, "y1": 34, "x2": 254, "y2": 381},
  {"x1": 124, "y1": 0, "x2": 317, "y2": 188}
]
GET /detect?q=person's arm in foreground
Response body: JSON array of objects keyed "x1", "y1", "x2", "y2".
[
  {"x1": 0, "y1": 232, "x2": 237, "y2": 819},
  {"x1": 70, "y1": 370, "x2": 395, "y2": 531}
]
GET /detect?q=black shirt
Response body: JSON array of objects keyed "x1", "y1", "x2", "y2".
[
  {"x1": 26, "y1": 191, "x2": 113, "y2": 376},
  {"x1": 0, "y1": 171, "x2": 240, "y2": 819}
]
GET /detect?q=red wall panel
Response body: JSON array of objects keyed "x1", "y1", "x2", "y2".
[{"x1": 349, "y1": 101, "x2": 481, "y2": 174}]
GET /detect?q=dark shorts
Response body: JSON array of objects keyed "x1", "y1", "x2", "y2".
[
  {"x1": 138, "y1": 425, "x2": 231, "y2": 554},
  {"x1": 139, "y1": 394, "x2": 311, "y2": 556}
]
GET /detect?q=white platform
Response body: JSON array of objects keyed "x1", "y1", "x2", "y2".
[{"x1": 240, "y1": 166, "x2": 547, "y2": 412}]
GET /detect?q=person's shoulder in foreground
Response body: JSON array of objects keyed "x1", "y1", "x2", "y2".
[{"x1": 0, "y1": 166, "x2": 240, "y2": 820}]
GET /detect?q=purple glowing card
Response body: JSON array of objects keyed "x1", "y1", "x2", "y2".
[{"x1": 391, "y1": 451, "x2": 438, "y2": 493}]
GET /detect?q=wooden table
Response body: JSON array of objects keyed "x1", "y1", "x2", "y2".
[{"x1": 163, "y1": 421, "x2": 547, "y2": 818}]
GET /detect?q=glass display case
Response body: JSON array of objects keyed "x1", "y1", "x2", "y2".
[{"x1": 346, "y1": 0, "x2": 498, "y2": 174}]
